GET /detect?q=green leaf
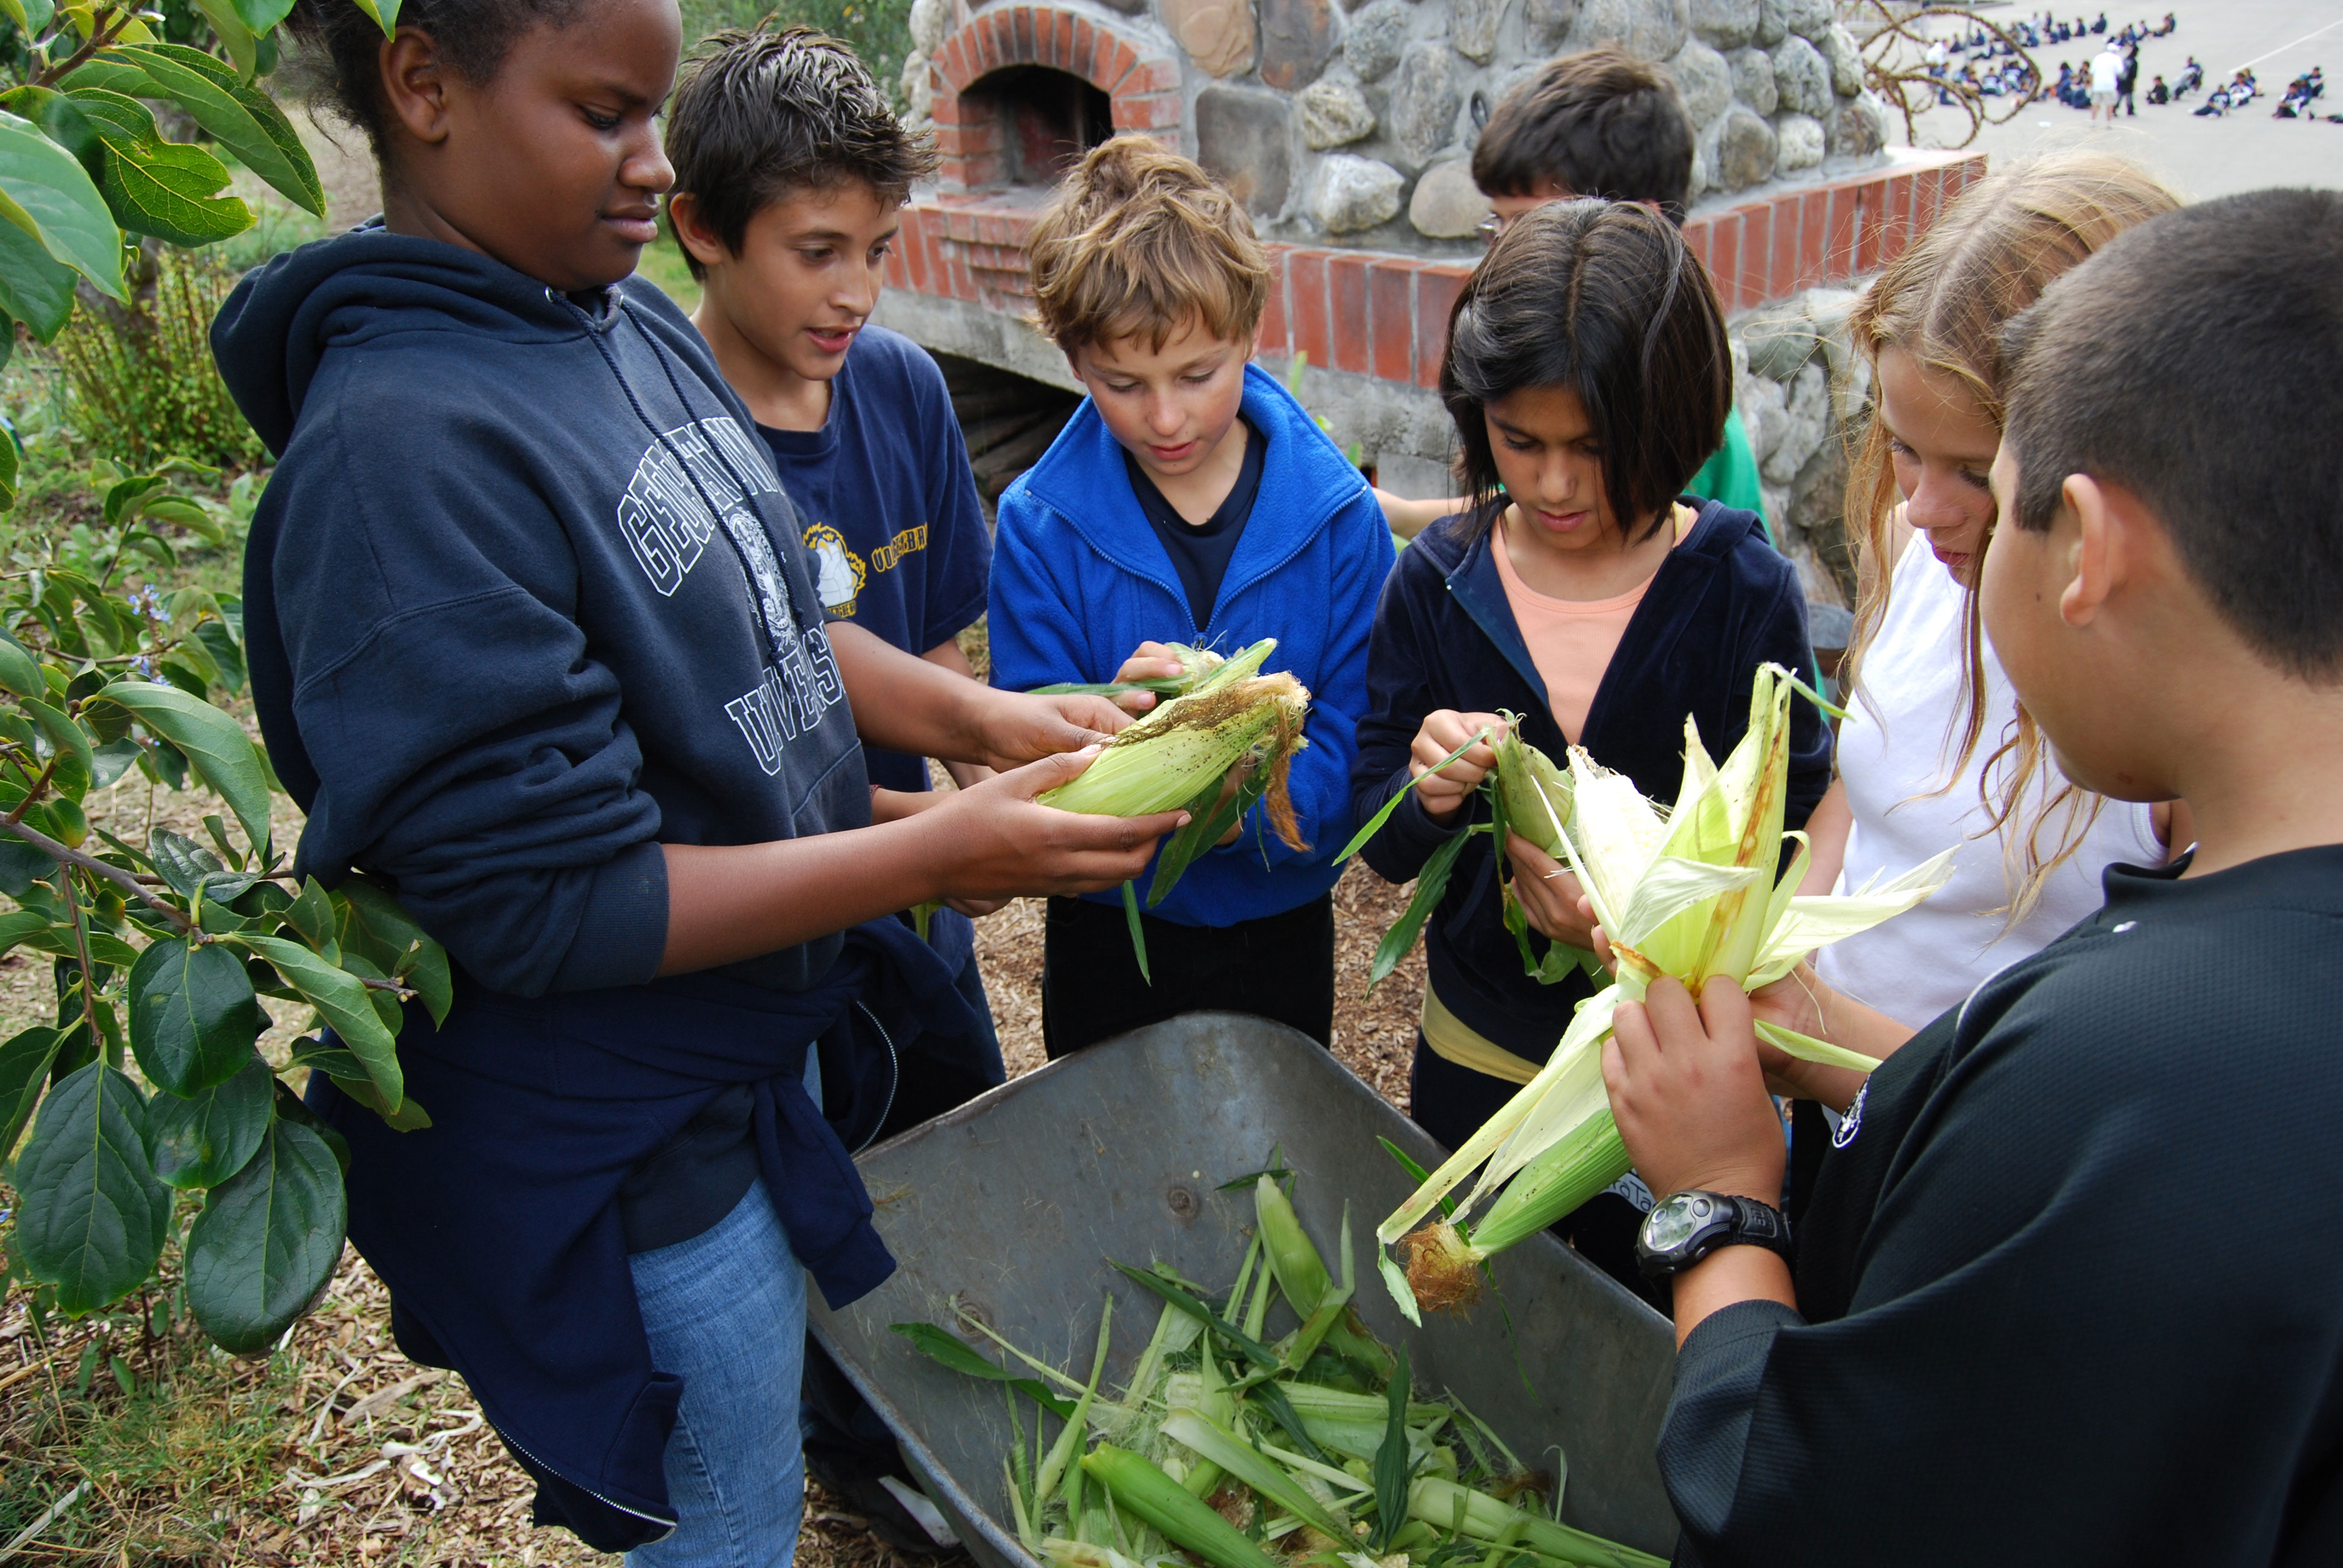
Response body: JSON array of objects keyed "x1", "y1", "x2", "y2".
[
  {"x1": 1370, "y1": 1342, "x2": 1418, "y2": 1551},
  {"x1": 226, "y1": 0, "x2": 299, "y2": 34},
  {"x1": 13, "y1": 1062, "x2": 172, "y2": 1314},
  {"x1": 1, "y1": 3, "x2": 57, "y2": 38},
  {"x1": 1107, "y1": 1259, "x2": 1282, "y2": 1373},
  {"x1": 0, "y1": 1022, "x2": 62, "y2": 1155},
  {"x1": 1121, "y1": 878, "x2": 1149, "y2": 987},
  {"x1": 0, "y1": 632, "x2": 39, "y2": 701},
  {"x1": 336, "y1": 875, "x2": 450, "y2": 1026},
  {"x1": 147, "y1": 826, "x2": 257, "y2": 904},
  {"x1": 0, "y1": 86, "x2": 104, "y2": 180},
  {"x1": 190, "y1": 620, "x2": 246, "y2": 693},
  {"x1": 145, "y1": 1048, "x2": 272, "y2": 1189},
  {"x1": 1334, "y1": 726, "x2": 1493, "y2": 865},
  {"x1": 231, "y1": 934, "x2": 402, "y2": 1111},
  {"x1": 89, "y1": 679, "x2": 272, "y2": 854},
  {"x1": 0, "y1": 906, "x2": 60, "y2": 958},
  {"x1": 185, "y1": 1114, "x2": 346, "y2": 1353},
  {"x1": 93, "y1": 46, "x2": 324, "y2": 217},
  {"x1": 283, "y1": 875, "x2": 336, "y2": 956},
  {"x1": 0, "y1": 411, "x2": 14, "y2": 509},
  {"x1": 353, "y1": 0, "x2": 402, "y2": 29},
  {"x1": 194, "y1": 0, "x2": 259, "y2": 77},
  {"x1": 1371, "y1": 826, "x2": 1472, "y2": 991},
  {"x1": 0, "y1": 197, "x2": 79, "y2": 339},
  {"x1": 94, "y1": 135, "x2": 250, "y2": 247},
  {"x1": 128, "y1": 935, "x2": 268, "y2": 1096},
  {"x1": 0, "y1": 110, "x2": 125, "y2": 299},
  {"x1": 888, "y1": 1321, "x2": 1077, "y2": 1418},
  {"x1": 20, "y1": 694, "x2": 94, "y2": 792}
]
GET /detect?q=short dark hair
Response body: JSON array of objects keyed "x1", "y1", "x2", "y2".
[
  {"x1": 287, "y1": 0, "x2": 582, "y2": 155},
  {"x1": 666, "y1": 27, "x2": 939, "y2": 281},
  {"x1": 1471, "y1": 48, "x2": 1695, "y2": 223},
  {"x1": 1440, "y1": 200, "x2": 1730, "y2": 544},
  {"x1": 1999, "y1": 188, "x2": 2343, "y2": 679}
]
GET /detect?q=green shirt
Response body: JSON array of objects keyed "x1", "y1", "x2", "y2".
[{"x1": 1686, "y1": 405, "x2": 1771, "y2": 543}]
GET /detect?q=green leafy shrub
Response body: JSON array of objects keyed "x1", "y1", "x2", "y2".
[
  {"x1": 50, "y1": 248, "x2": 266, "y2": 472},
  {"x1": 684, "y1": 0, "x2": 914, "y2": 109},
  {"x1": 0, "y1": 4, "x2": 441, "y2": 1361}
]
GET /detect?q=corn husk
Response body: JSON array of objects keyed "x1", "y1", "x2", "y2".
[{"x1": 1378, "y1": 664, "x2": 1955, "y2": 1316}]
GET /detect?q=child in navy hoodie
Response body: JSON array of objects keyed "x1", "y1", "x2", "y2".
[
  {"x1": 1351, "y1": 201, "x2": 1827, "y2": 1302},
  {"x1": 989, "y1": 138, "x2": 1393, "y2": 1056},
  {"x1": 216, "y1": 3, "x2": 1178, "y2": 1561}
]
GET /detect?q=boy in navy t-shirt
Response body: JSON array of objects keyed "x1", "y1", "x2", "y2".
[{"x1": 664, "y1": 25, "x2": 998, "y2": 1549}]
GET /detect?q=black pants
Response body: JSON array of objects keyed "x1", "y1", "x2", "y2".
[{"x1": 1041, "y1": 892, "x2": 1334, "y2": 1058}]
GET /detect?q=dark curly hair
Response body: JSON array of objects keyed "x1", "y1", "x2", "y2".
[
  {"x1": 284, "y1": 0, "x2": 586, "y2": 155},
  {"x1": 1440, "y1": 199, "x2": 1729, "y2": 546},
  {"x1": 666, "y1": 26, "x2": 939, "y2": 279}
]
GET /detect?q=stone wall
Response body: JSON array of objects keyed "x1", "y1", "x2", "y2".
[{"x1": 900, "y1": 0, "x2": 1890, "y2": 250}]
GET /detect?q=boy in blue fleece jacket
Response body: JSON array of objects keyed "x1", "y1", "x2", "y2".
[{"x1": 989, "y1": 137, "x2": 1394, "y2": 1056}]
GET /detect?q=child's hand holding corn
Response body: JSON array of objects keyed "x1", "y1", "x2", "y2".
[{"x1": 1409, "y1": 709, "x2": 1507, "y2": 820}]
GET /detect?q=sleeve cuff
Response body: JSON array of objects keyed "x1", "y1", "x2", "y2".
[{"x1": 546, "y1": 840, "x2": 670, "y2": 993}]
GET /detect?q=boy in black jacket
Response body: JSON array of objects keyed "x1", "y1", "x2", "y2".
[{"x1": 1603, "y1": 189, "x2": 2343, "y2": 1563}]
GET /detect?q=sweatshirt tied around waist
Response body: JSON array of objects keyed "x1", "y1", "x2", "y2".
[{"x1": 212, "y1": 225, "x2": 948, "y2": 1549}]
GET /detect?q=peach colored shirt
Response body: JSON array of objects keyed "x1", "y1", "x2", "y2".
[{"x1": 1492, "y1": 505, "x2": 1693, "y2": 743}]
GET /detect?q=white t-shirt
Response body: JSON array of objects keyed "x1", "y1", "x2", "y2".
[
  {"x1": 2092, "y1": 50, "x2": 2125, "y2": 90},
  {"x1": 1815, "y1": 538, "x2": 2163, "y2": 1029}
]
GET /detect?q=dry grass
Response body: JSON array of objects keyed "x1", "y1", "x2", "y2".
[{"x1": 2, "y1": 757, "x2": 1430, "y2": 1567}]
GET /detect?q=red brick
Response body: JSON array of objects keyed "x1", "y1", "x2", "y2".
[
  {"x1": 1114, "y1": 54, "x2": 1182, "y2": 94},
  {"x1": 1706, "y1": 212, "x2": 1742, "y2": 310},
  {"x1": 922, "y1": 218, "x2": 948, "y2": 292},
  {"x1": 1415, "y1": 266, "x2": 1466, "y2": 387},
  {"x1": 928, "y1": 86, "x2": 963, "y2": 127},
  {"x1": 939, "y1": 33, "x2": 974, "y2": 88},
  {"x1": 1369, "y1": 261, "x2": 1418, "y2": 384},
  {"x1": 1733, "y1": 203, "x2": 1768, "y2": 310},
  {"x1": 1110, "y1": 90, "x2": 1182, "y2": 130},
  {"x1": 1069, "y1": 16, "x2": 1097, "y2": 81},
  {"x1": 885, "y1": 244, "x2": 910, "y2": 290},
  {"x1": 1767, "y1": 194, "x2": 1800, "y2": 298},
  {"x1": 1101, "y1": 39, "x2": 1139, "y2": 86},
  {"x1": 1682, "y1": 215, "x2": 1714, "y2": 275},
  {"x1": 1047, "y1": 8, "x2": 1075, "y2": 70},
  {"x1": 901, "y1": 211, "x2": 934, "y2": 293},
  {"x1": 1797, "y1": 186, "x2": 1830, "y2": 290},
  {"x1": 1329, "y1": 254, "x2": 1371, "y2": 374},
  {"x1": 1287, "y1": 248, "x2": 1332, "y2": 374},
  {"x1": 1846, "y1": 179, "x2": 1885, "y2": 272},
  {"x1": 1009, "y1": 6, "x2": 1034, "y2": 65},
  {"x1": 1259, "y1": 250, "x2": 1289, "y2": 353}
]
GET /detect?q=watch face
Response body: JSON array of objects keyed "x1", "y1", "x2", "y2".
[{"x1": 1645, "y1": 1193, "x2": 1715, "y2": 1253}]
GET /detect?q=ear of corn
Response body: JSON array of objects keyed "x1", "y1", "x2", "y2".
[
  {"x1": 1379, "y1": 665, "x2": 1957, "y2": 1310},
  {"x1": 1029, "y1": 641, "x2": 1233, "y2": 701}
]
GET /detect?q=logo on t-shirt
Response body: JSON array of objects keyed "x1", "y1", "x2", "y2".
[
  {"x1": 1834, "y1": 1081, "x2": 1869, "y2": 1149},
  {"x1": 804, "y1": 523, "x2": 866, "y2": 615}
]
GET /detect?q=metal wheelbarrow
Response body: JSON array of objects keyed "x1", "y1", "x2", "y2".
[{"x1": 808, "y1": 1013, "x2": 1680, "y2": 1567}]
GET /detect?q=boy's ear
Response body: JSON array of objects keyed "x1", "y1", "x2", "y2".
[
  {"x1": 380, "y1": 27, "x2": 454, "y2": 146},
  {"x1": 668, "y1": 192, "x2": 729, "y2": 268},
  {"x1": 2058, "y1": 472, "x2": 2133, "y2": 630}
]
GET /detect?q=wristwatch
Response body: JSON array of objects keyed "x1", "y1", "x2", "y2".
[{"x1": 1635, "y1": 1190, "x2": 1792, "y2": 1279}]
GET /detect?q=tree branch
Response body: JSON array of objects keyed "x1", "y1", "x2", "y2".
[
  {"x1": 32, "y1": 4, "x2": 137, "y2": 90},
  {"x1": 0, "y1": 816, "x2": 196, "y2": 934}
]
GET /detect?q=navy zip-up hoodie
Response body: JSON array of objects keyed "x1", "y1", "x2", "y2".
[
  {"x1": 1351, "y1": 503, "x2": 1830, "y2": 1057},
  {"x1": 212, "y1": 227, "x2": 965, "y2": 1550}
]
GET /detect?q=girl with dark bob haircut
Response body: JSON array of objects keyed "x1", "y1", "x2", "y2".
[
  {"x1": 1349, "y1": 197, "x2": 1829, "y2": 1305},
  {"x1": 1441, "y1": 199, "x2": 1731, "y2": 544}
]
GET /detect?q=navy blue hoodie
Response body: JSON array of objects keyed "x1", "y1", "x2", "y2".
[
  {"x1": 212, "y1": 227, "x2": 966, "y2": 1549},
  {"x1": 1351, "y1": 503, "x2": 1830, "y2": 1059}
]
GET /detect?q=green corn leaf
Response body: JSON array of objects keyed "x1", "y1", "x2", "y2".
[
  {"x1": 0, "y1": 1022, "x2": 61, "y2": 1155},
  {"x1": 1108, "y1": 1259, "x2": 1282, "y2": 1373},
  {"x1": 144, "y1": 1049, "x2": 273, "y2": 1189},
  {"x1": 1121, "y1": 879, "x2": 1149, "y2": 987},
  {"x1": 230, "y1": 934, "x2": 403, "y2": 1111},
  {"x1": 1371, "y1": 1342, "x2": 1418, "y2": 1550},
  {"x1": 1371, "y1": 824, "x2": 1472, "y2": 991},
  {"x1": 185, "y1": 1114, "x2": 346, "y2": 1353},
  {"x1": 0, "y1": 110, "x2": 125, "y2": 298},
  {"x1": 888, "y1": 1321, "x2": 1077, "y2": 1418},
  {"x1": 1248, "y1": 1377, "x2": 1334, "y2": 1465},
  {"x1": 1334, "y1": 725, "x2": 1492, "y2": 865},
  {"x1": 1753, "y1": 1019, "x2": 1884, "y2": 1074},
  {"x1": 126, "y1": 935, "x2": 269, "y2": 1096},
  {"x1": 1159, "y1": 1408, "x2": 1347, "y2": 1540},
  {"x1": 13, "y1": 1062, "x2": 172, "y2": 1314},
  {"x1": 90, "y1": 679, "x2": 272, "y2": 854}
]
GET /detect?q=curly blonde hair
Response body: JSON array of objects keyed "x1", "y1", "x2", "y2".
[
  {"x1": 1024, "y1": 137, "x2": 1270, "y2": 355},
  {"x1": 1840, "y1": 150, "x2": 2180, "y2": 918}
]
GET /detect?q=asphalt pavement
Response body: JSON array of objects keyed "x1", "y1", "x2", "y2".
[{"x1": 1892, "y1": 1, "x2": 2343, "y2": 201}]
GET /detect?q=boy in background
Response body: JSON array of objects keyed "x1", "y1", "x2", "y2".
[
  {"x1": 664, "y1": 28, "x2": 997, "y2": 1552},
  {"x1": 989, "y1": 138, "x2": 1392, "y2": 1057},
  {"x1": 1377, "y1": 48, "x2": 1766, "y2": 537}
]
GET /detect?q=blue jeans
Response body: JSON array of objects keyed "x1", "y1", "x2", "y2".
[{"x1": 626, "y1": 1180, "x2": 806, "y2": 1568}]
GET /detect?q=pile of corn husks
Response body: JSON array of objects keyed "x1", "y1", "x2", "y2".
[{"x1": 894, "y1": 1172, "x2": 1664, "y2": 1568}]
